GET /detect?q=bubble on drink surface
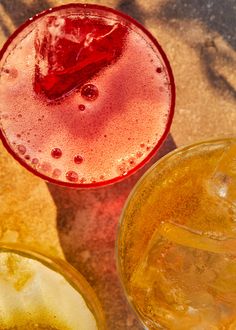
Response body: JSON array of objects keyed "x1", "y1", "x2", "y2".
[
  {"x1": 129, "y1": 157, "x2": 136, "y2": 166},
  {"x1": 81, "y1": 84, "x2": 99, "y2": 101},
  {"x1": 51, "y1": 147, "x2": 62, "y2": 159},
  {"x1": 66, "y1": 170, "x2": 79, "y2": 183},
  {"x1": 117, "y1": 160, "x2": 130, "y2": 176},
  {"x1": 17, "y1": 145, "x2": 26, "y2": 155},
  {"x1": 140, "y1": 143, "x2": 145, "y2": 148},
  {"x1": 78, "y1": 104, "x2": 86, "y2": 111},
  {"x1": 38, "y1": 162, "x2": 52, "y2": 173},
  {"x1": 24, "y1": 155, "x2": 30, "y2": 160},
  {"x1": 74, "y1": 155, "x2": 83, "y2": 164},
  {"x1": 80, "y1": 177, "x2": 86, "y2": 183},
  {"x1": 3, "y1": 67, "x2": 18, "y2": 79},
  {"x1": 52, "y1": 168, "x2": 62, "y2": 178},
  {"x1": 31, "y1": 158, "x2": 39, "y2": 165},
  {"x1": 156, "y1": 67, "x2": 162, "y2": 73},
  {"x1": 136, "y1": 151, "x2": 143, "y2": 158}
]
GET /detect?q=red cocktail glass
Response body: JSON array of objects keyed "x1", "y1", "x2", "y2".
[{"x1": 0, "y1": 3, "x2": 175, "y2": 188}]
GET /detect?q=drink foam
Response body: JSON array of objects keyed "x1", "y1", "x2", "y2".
[{"x1": 0, "y1": 251, "x2": 97, "y2": 329}]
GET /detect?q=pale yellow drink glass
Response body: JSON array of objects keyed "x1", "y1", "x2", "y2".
[
  {"x1": 117, "y1": 137, "x2": 236, "y2": 330},
  {"x1": 0, "y1": 243, "x2": 106, "y2": 330}
]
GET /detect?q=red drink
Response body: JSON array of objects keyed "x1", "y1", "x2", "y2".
[{"x1": 0, "y1": 4, "x2": 175, "y2": 187}]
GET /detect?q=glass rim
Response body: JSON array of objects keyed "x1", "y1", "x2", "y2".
[
  {"x1": 0, "y1": 242, "x2": 107, "y2": 330},
  {"x1": 116, "y1": 136, "x2": 235, "y2": 328},
  {"x1": 0, "y1": 2, "x2": 175, "y2": 189}
]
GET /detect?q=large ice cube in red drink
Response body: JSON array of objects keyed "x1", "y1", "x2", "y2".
[{"x1": 34, "y1": 16, "x2": 128, "y2": 100}]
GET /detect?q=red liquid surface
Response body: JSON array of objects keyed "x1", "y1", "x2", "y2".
[
  {"x1": 34, "y1": 16, "x2": 127, "y2": 100},
  {"x1": 0, "y1": 4, "x2": 174, "y2": 187}
]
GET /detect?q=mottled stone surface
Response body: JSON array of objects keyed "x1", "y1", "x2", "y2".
[
  {"x1": 0, "y1": 0, "x2": 236, "y2": 329},
  {"x1": 0, "y1": 143, "x2": 63, "y2": 258}
]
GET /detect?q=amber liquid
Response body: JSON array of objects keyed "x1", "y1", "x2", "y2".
[
  {"x1": 6, "y1": 325, "x2": 60, "y2": 330},
  {"x1": 119, "y1": 139, "x2": 236, "y2": 329}
]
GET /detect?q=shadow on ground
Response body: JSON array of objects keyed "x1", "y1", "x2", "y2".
[{"x1": 48, "y1": 134, "x2": 176, "y2": 329}]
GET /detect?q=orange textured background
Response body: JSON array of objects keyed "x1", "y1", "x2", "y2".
[{"x1": 0, "y1": 1, "x2": 235, "y2": 329}]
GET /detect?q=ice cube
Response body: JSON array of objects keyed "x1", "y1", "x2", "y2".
[
  {"x1": 131, "y1": 222, "x2": 236, "y2": 297},
  {"x1": 210, "y1": 260, "x2": 236, "y2": 294},
  {"x1": 34, "y1": 15, "x2": 128, "y2": 99},
  {"x1": 132, "y1": 221, "x2": 236, "y2": 310},
  {"x1": 159, "y1": 222, "x2": 236, "y2": 255},
  {"x1": 131, "y1": 222, "x2": 193, "y2": 306},
  {"x1": 207, "y1": 142, "x2": 236, "y2": 209},
  {"x1": 130, "y1": 221, "x2": 233, "y2": 328}
]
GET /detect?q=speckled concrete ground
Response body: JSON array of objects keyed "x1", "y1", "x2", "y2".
[{"x1": 0, "y1": 1, "x2": 236, "y2": 329}]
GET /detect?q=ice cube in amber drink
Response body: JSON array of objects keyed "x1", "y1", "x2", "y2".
[
  {"x1": 0, "y1": 4, "x2": 174, "y2": 188},
  {"x1": 118, "y1": 138, "x2": 236, "y2": 330}
]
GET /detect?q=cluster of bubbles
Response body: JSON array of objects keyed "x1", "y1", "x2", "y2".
[
  {"x1": 116, "y1": 144, "x2": 148, "y2": 177},
  {"x1": 0, "y1": 80, "x2": 102, "y2": 184},
  {"x1": 12, "y1": 143, "x2": 88, "y2": 183},
  {"x1": 0, "y1": 58, "x2": 166, "y2": 184},
  {"x1": 77, "y1": 84, "x2": 99, "y2": 112},
  {"x1": 7, "y1": 123, "x2": 159, "y2": 183}
]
